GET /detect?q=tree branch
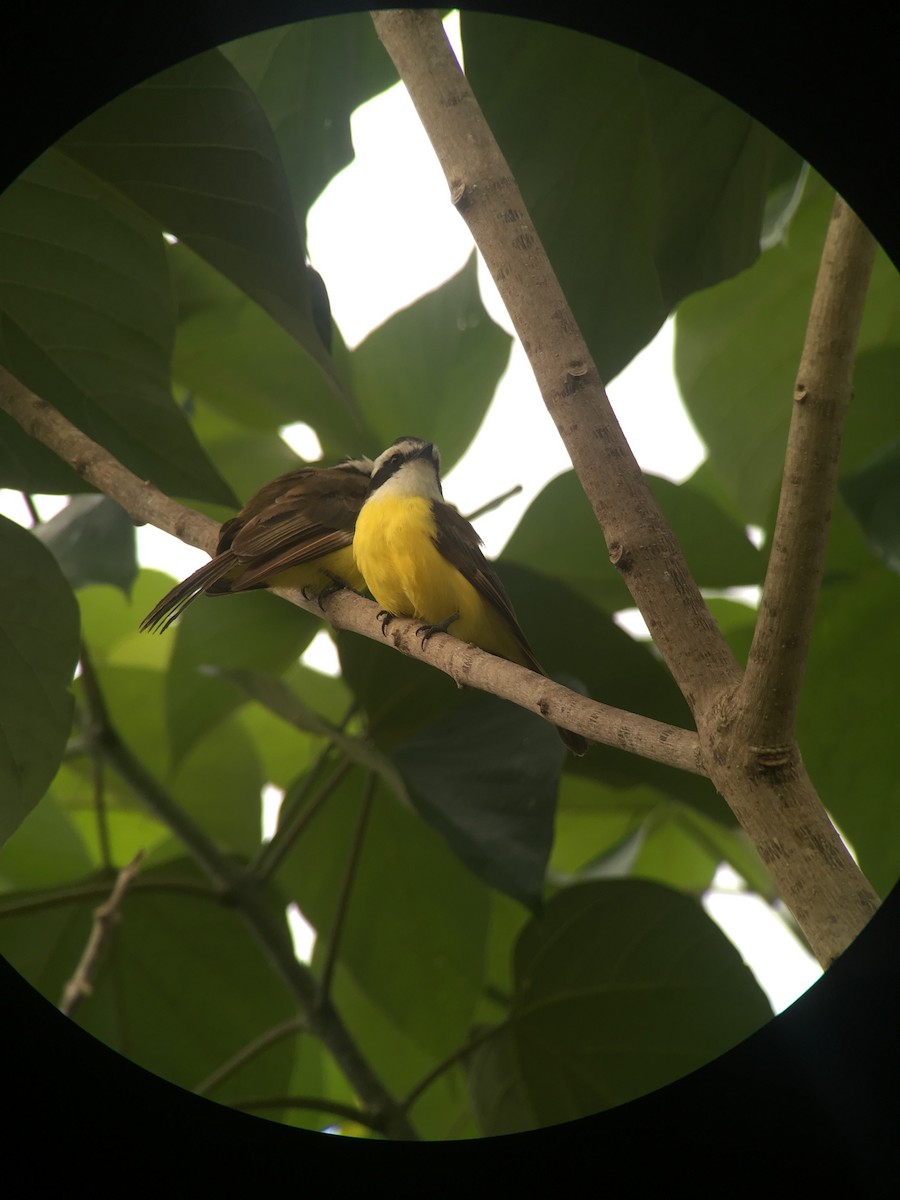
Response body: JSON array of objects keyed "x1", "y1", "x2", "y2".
[
  {"x1": 0, "y1": 369, "x2": 703, "y2": 776},
  {"x1": 194, "y1": 1016, "x2": 307, "y2": 1097},
  {"x1": 76, "y1": 645, "x2": 418, "y2": 1139},
  {"x1": 0, "y1": 366, "x2": 219, "y2": 552},
  {"x1": 59, "y1": 851, "x2": 145, "y2": 1016},
  {"x1": 369, "y1": 9, "x2": 741, "y2": 716},
  {"x1": 741, "y1": 197, "x2": 877, "y2": 746},
  {"x1": 367, "y1": 9, "x2": 880, "y2": 966},
  {"x1": 317, "y1": 773, "x2": 376, "y2": 1004}
]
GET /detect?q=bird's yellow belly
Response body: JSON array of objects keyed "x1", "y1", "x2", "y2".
[
  {"x1": 355, "y1": 496, "x2": 526, "y2": 664},
  {"x1": 267, "y1": 546, "x2": 363, "y2": 593}
]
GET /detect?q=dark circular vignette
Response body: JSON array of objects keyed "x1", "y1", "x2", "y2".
[{"x1": 2, "y1": 0, "x2": 898, "y2": 1188}]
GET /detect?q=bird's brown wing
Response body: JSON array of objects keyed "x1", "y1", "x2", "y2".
[
  {"x1": 431, "y1": 500, "x2": 545, "y2": 675},
  {"x1": 434, "y1": 501, "x2": 588, "y2": 756},
  {"x1": 222, "y1": 467, "x2": 370, "y2": 590},
  {"x1": 143, "y1": 464, "x2": 370, "y2": 628}
]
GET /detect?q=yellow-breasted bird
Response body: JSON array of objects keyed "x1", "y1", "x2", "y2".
[
  {"x1": 352, "y1": 436, "x2": 588, "y2": 756},
  {"x1": 141, "y1": 458, "x2": 372, "y2": 633}
]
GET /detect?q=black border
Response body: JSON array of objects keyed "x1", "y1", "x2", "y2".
[{"x1": 3, "y1": 1, "x2": 898, "y2": 1187}]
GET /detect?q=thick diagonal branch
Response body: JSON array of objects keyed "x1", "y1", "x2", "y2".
[
  {"x1": 0, "y1": 370, "x2": 702, "y2": 775},
  {"x1": 741, "y1": 197, "x2": 877, "y2": 747},
  {"x1": 370, "y1": 9, "x2": 741, "y2": 717},
  {"x1": 369, "y1": 10, "x2": 880, "y2": 966}
]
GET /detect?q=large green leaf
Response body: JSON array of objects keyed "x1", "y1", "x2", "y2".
[
  {"x1": 58, "y1": 48, "x2": 333, "y2": 377},
  {"x1": 350, "y1": 254, "x2": 512, "y2": 470},
  {"x1": 467, "y1": 879, "x2": 772, "y2": 1133},
  {"x1": 0, "y1": 791, "x2": 93, "y2": 891},
  {"x1": 503, "y1": 470, "x2": 763, "y2": 612},
  {"x1": 184, "y1": 400, "x2": 309, "y2": 511},
  {"x1": 393, "y1": 690, "x2": 566, "y2": 909},
  {"x1": 222, "y1": 14, "x2": 398, "y2": 224},
  {"x1": 161, "y1": 586, "x2": 319, "y2": 764},
  {"x1": 0, "y1": 151, "x2": 235, "y2": 504},
  {"x1": 797, "y1": 568, "x2": 900, "y2": 898},
  {"x1": 675, "y1": 175, "x2": 900, "y2": 525},
  {"x1": 0, "y1": 517, "x2": 79, "y2": 849},
  {"x1": 462, "y1": 13, "x2": 790, "y2": 383},
  {"x1": 35, "y1": 496, "x2": 138, "y2": 595},
  {"x1": 279, "y1": 771, "x2": 489, "y2": 1061},
  {"x1": 840, "y1": 435, "x2": 900, "y2": 574},
  {"x1": 169, "y1": 243, "x2": 367, "y2": 454}
]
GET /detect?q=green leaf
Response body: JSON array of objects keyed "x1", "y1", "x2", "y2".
[
  {"x1": 675, "y1": 174, "x2": 900, "y2": 525},
  {"x1": 797, "y1": 568, "x2": 900, "y2": 897},
  {"x1": 350, "y1": 254, "x2": 512, "y2": 470},
  {"x1": 222, "y1": 14, "x2": 398, "y2": 223},
  {"x1": 0, "y1": 791, "x2": 93, "y2": 891},
  {"x1": 217, "y1": 666, "x2": 409, "y2": 801},
  {"x1": 59, "y1": 49, "x2": 332, "y2": 377},
  {"x1": 325, "y1": 960, "x2": 479, "y2": 1139},
  {"x1": 393, "y1": 690, "x2": 566, "y2": 909},
  {"x1": 77, "y1": 570, "x2": 181, "y2": 667},
  {"x1": 0, "y1": 150, "x2": 235, "y2": 505},
  {"x1": 35, "y1": 496, "x2": 137, "y2": 595},
  {"x1": 503, "y1": 470, "x2": 763, "y2": 612},
  {"x1": 467, "y1": 879, "x2": 772, "y2": 1133},
  {"x1": 162, "y1": 587, "x2": 319, "y2": 764},
  {"x1": 170, "y1": 243, "x2": 367, "y2": 453},
  {"x1": 462, "y1": 13, "x2": 786, "y2": 382},
  {"x1": 0, "y1": 517, "x2": 79, "y2": 849},
  {"x1": 840, "y1": 436, "x2": 900, "y2": 573},
  {"x1": 185, "y1": 400, "x2": 307, "y2": 510},
  {"x1": 280, "y1": 771, "x2": 489, "y2": 1060},
  {"x1": 170, "y1": 715, "x2": 264, "y2": 857}
]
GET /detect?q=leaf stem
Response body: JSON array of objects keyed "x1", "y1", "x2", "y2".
[
  {"x1": 59, "y1": 850, "x2": 144, "y2": 1016},
  {"x1": 194, "y1": 1015, "x2": 307, "y2": 1097},
  {"x1": 317, "y1": 772, "x2": 376, "y2": 1004}
]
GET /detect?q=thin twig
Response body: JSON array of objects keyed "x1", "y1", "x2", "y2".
[
  {"x1": 21, "y1": 492, "x2": 41, "y2": 525},
  {"x1": 741, "y1": 196, "x2": 877, "y2": 747},
  {"x1": 317, "y1": 773, "x2": 376, "y2": 1004},
  {"x1": 252, "y1": 759, "x2": 354, "y2": 883},
  {"x1": 465, "y1": 483, "x2": 523, "y2": 523},
  {"x1": 59, "y1": 851, "x2": 145, "y2": 1016},
  {"x1": 75, "y1": 648, "x2": 417, "y2": 1138},
  {"x1": 0, "y1": 876, "x2": 219, "y2": 919},
  {"x1": 401, "y1": 1021, "x2": 503, "y2": 1115},
  {"x1": 194, "y1": 1016, "x2": 307, "y2": 1097}
]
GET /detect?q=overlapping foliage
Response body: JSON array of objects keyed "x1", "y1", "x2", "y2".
[{"x1": 1, "y1": 13, "x2": 896, "y2": 1138}]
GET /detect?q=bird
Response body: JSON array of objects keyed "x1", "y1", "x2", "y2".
[
  {"x1": 353, "y1": 436, "x2": 588, "y2": 756},
  {"x1": 140, "y1": 457, "x2": 372, "y2": 633}
]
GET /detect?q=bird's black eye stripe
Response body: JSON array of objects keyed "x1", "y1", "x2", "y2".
[{"x1": 369, "y1": 451, "x2": 405, "y2": 493}]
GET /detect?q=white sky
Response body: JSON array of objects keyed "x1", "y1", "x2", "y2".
[{"x1": 0, "y1": 12, "x2": 823, "y2": 1014}]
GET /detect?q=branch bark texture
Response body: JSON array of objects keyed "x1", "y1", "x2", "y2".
[
  {"x1": 741, "y1": 197, "x2": 877, "y2": 746},
  {"x1": 0, "y1": 369, "x2": 701, "y2": 775},
  {"x1": 369, "y1": 9, "x2": 880, "y2": 966}
]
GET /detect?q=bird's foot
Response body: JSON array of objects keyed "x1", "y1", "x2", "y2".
[
  {"x1": 377, "y1": 609, "x2": 395, "y2": 635},
  {"x1": 416, "y1": 612, "x2": 459, "y2": 648}
]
